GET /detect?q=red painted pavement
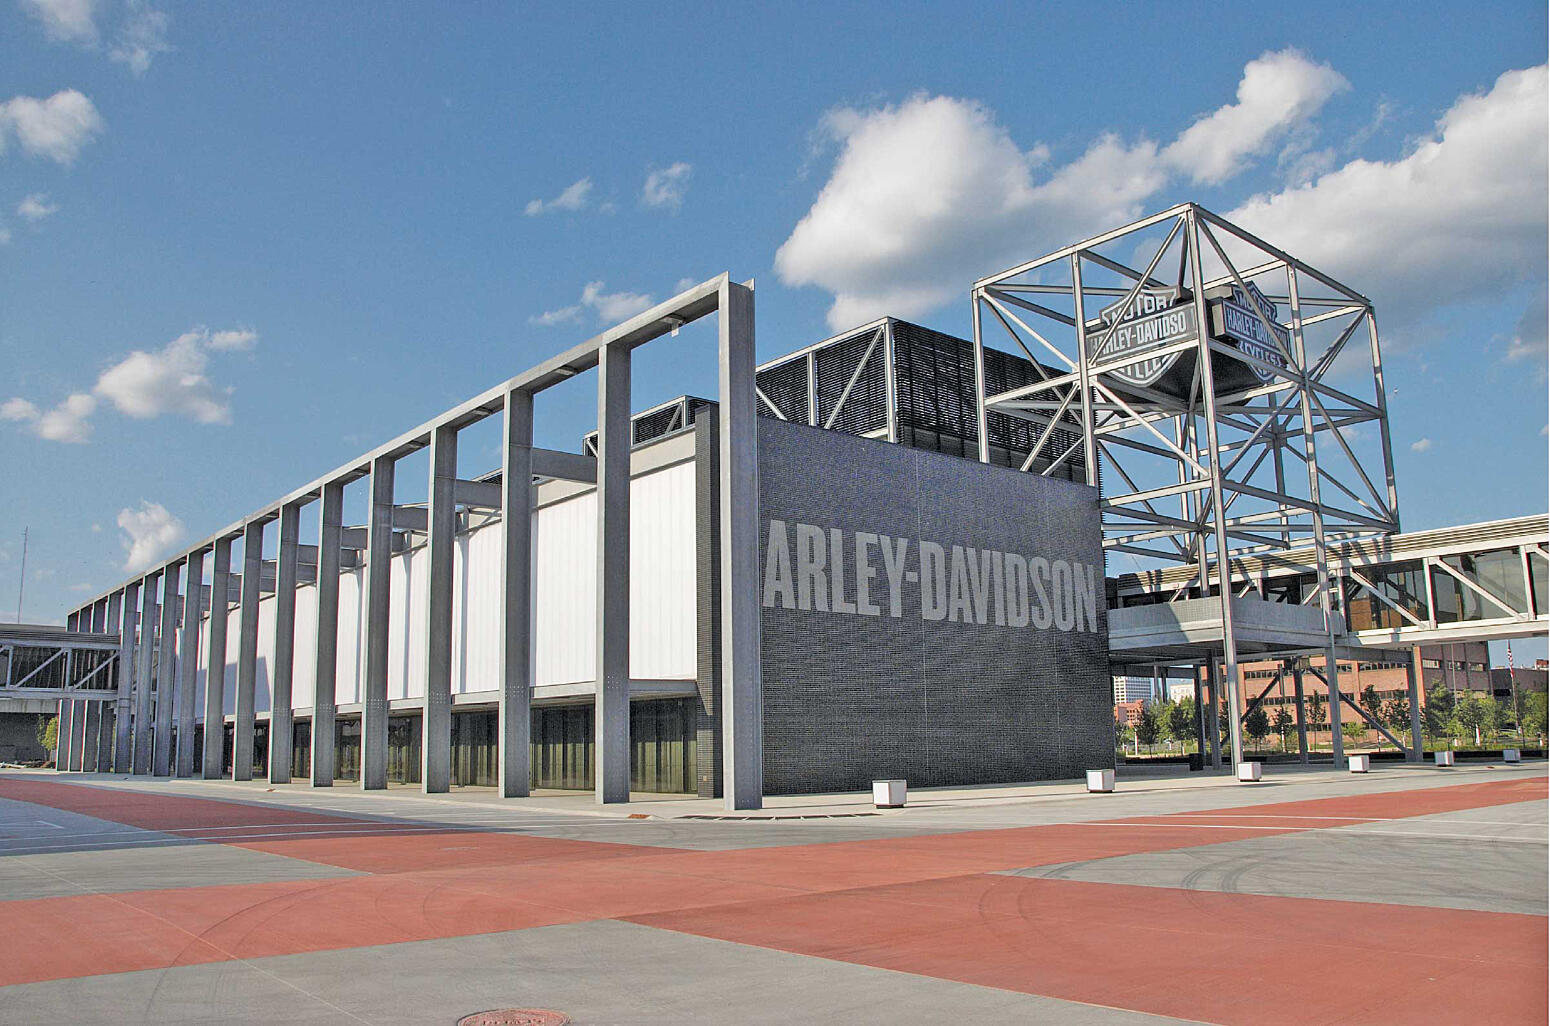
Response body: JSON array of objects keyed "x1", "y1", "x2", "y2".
[
  {"x1": 1, "y1": 772, "x2": 1543, "y2": 1024},
  {"x1": 628, "y1": 874, "x2": 1547, "y2": 1025}
]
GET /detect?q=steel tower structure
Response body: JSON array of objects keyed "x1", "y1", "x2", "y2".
[{"x1": 970, "y1": 202, "x2": 1401, "y2": 766}]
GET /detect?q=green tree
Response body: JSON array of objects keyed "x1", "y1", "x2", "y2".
[
  {"x1": 1114, "y1": 719, "x2": 1132, "y2": 750},
  {"x1": 1361, "y1": 684, "x2": 1383, "y2": 723},
  {"x1": 1425, "y1": 685, "x2": 1456, "y2": 740},
  {"x1": 1272, "y1": 707, "x2": 1293, "y2": 750},
  {"x1": 1244, "y1": 706, "x2": 1270, "y2": 753},
  {"x1": 1308, "y1": 692, "x2": 1327, "y2": 749},
  {"x1": 1454, "y1": 692, "x2": 1488, "y2": 745},
  {"x1": 1383, "y1": 697, "x2": 1410, "y2": 740},
  {"x1": 37, "y1": 715, "x2": 58, "y2": 758},
  {"x1": 1166, "y1": 698, "x2": 1196, "y2": 753},
  {"x1": 1135, "y1": 704, "x2": 1161, "y2": 752},
  {"x1": 1342, "y1": 718, "x2": 1363, "y2": 746},
  {"x1": 1522, "y1": 692, "x2": 1548, "y2": 743}
]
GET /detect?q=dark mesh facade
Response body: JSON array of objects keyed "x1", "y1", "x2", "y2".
[
  {"x1": 580, "y1": 320, "x2": 1087, "y2": 491},
  {"x1": 752, "y1": 418, "x2": 1112, "y2": 795}
]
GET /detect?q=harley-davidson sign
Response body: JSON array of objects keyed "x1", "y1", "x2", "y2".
[{"x1": 1086, "y1": 280, "x2": 1290, "y2": 396}]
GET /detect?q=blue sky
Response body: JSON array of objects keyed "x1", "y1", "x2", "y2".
[{"x1": 2, "y1": 2, "x2": 1546, "y2": 659}]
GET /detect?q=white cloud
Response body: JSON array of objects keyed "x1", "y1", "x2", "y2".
[
  {"x1": 108, "y1": 0, "x2": 170, "y2": 75},
  {"x1": 1, "y1": 393, "x2": 96, "y2": 443},
  {"x1": 675, "y1": 277, "x2": 698, "y2": 292},
  {"x1": 579, "y1": 281, "x2": 654, "y2": 322},
  {"x1": 0, "y1": 224, "x2": 10, "y2": 245},
  {"x1": 532, "y1": 281, "x2": 656, "y2": 327},
  {"x1": 524, "y1": 177, "x2": 593, "y2": 216},
  {"x1": 116, "y1": 500, "x2": 183, "y2": 572},
  {"x1": 19, "y1": 0, "x2": 98, "y2": 43},
  {"x1": 1505, "y1": 287, "x2": 1547, "y2": 363},
  {"x1": 529, "y1": 305, "x2": 581, "y2": 327},
  {"x1": 17, "y1": 193, "x2": 58, "y2": 222},
  {"x1": 93, "y1": 329, "x2": 241, "y2": 423},
  {"x1": 3, "y1": 326, "x2": 256, "y2": 443},
  {"x1": 1230, "y1": 65, "x2": 1548, "y2": 332},
  {"x1": 1163, "y1": 50, "x2": 1348, "y2": 186},
  {"x1": 642, "y1": 162, "x2": 692, "y2": 210},
  {"x1": 776, "y1": 94, "x2": 1163, "y2": 328},
  {"x1": 0, "y1": 398, "x2": 39, "y2": 422},
  {"x1": 779, "y1": 58, "x2": 1548, "y2": 341},
  {"x1": 0, "y1": 90, "x2": 104, "y2": 165},
  {"x1": 206, "y1": 328, "x2": 257, "y2": 352},
  {"x1": 1410, "y1": 437, "x2": 1433, "y2": 453}
]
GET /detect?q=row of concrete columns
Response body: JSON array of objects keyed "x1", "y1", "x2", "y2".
[{"x1": 64, "y1": 277, "x2": 764, "y2": 809}]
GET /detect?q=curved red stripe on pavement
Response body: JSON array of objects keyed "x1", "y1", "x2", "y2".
[
  {"x1": 627, "y1": 874, "x2": 1549, "y2": 1026},
  {"x1": 0, "y1": 777, "x2": 362, "y2": 831}
]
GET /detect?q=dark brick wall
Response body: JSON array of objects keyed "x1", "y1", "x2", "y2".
[
  {"x1": 755, "y1": 419, "x2": 1112, "y2": 794},
  {"x1": 693, "y1": 410, "x2": 723, "y2": 798}
]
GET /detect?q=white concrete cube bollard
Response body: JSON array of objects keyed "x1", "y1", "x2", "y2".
[
  {"x1": 1236, "y1": 762, "x2": 1262, "y2": 782},
  {"x1": 1086, "y1": 769, "x2": 1115, "y2": 793},
  {"x1": 1348, "y1": 754, "x2": 1370, "y2": 773},
  {"x1": 1503, "y1": 748, "x2": 1521, "y2": 763},
  {"x1": 1434, "y1": 750, "x2": 1455, "y2": 767},
  {"x1": 872, "y1": 779, "x2": 907, "y2": 808}
]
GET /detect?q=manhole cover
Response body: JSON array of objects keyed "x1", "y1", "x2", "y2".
[{"x1": 458, "y1": 1011, "x2": 570, "y2": 1026}]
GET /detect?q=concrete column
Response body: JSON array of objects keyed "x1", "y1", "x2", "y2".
[
  {"x1": 1206, "y1": 660, "x2": 1222, "y2": 768},
  {"x1": 233, "y1": 521, "x2": 264, "y2": 781},
  {"x1": 81, "y1": 701, "x2": 99, "y2": 772},
  {"x1": 422, "y1": 425, "x2": 457, "y2": 794},
  {"x1": 203, "y1": 537, "x2": 233, "y2": 778},
  {"x1": 499, "y1": 391, "x2": 533, "y2": 798},
  {"x1": 55, "y1": 700, "x2": 72, "y2": 771},
  {"x1": 595, "y1": 341, "x2": 631, "y2": 804},
  {"x1": 719, "y1": 280, "x2": 763, "y2": 810},
  {"x1": 176, "y1": 549, "x2": 204, "y2": 777},
  {"x1": 1324, "y1": 651, "x2": 1345, "y2": 765},
  {"x1": 311, "y1": 481, "x2": 343, "y2": 786},
  {"x1": 113, "y1": 584, "x2": 136, "y2": 773},
  {"x1": 1291, "y1": 663, "x2": 1310, "y2": 764},
  {"x1": 362, "y1": 456, "x2": 395, "y2": 791},
  {"x1": 1406, "y1": 646, "x2": 1424, "y2": 762},
  {"x1": 1193, "y1": 673, "x2": 1205, "y2": 762},
  {"x1": 97, "y1": 705, "x2": 115, "y2": 770},
  {"x1": 71, "y1": 699, "x2": 89, "y2": 771},
  {"x1": 133, "y1": 573, "x2": 158, "y2": 775},
  {"x1": 269, "y1": 503, "x2": 302, "y2": 783},
  {"x1": 154, "y1": 564, "x2": 180, "y2": 776}
]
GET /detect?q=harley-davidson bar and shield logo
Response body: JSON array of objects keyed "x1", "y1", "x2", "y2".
[{"x1": 1087, "y1": 280, "x2": 1289, "y2": 396}]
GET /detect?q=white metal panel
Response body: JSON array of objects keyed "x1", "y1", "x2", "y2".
[
  {"x1": 255, "y1": 595, "x2": 275, "y2": 714},
  {"x1": 455, "y1": 525, "x2": 503, "y2": 694},
  {"x1": 532, "y1": 461, "x2": 697, "y2": 686},
  {"x1": 534, "y1": 490, "x2": 598, "y2": 686},
  {"x1": 629, "y1": 463, "x2": 697, "y2": 680},
  {"x1": 292, "y1": 583, "x2": 318, "y2": 711},
  {"x1": 194, "y1": 619, "x2": 208, "y2": 723},
  {"x1": 336, "y1": 568, "x2": 365, "y2": 705}
]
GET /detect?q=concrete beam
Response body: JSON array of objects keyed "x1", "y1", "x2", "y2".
[
  {"x1": 153, "y1": 565, "x2": 180, "y2": 776},
  {"x1": 233, "y1": 522, "x2": 264, "y2": 781},
  {"x1": 269, "y1": 502, "x2": 301, "y2": 783},
  {"x1": 203, "y1": 537, "x2": 232, "y2": 778},
  {"x1": 453, "y1": 478, "x2": 502, "y2": 510},
  {"x1": 595, "y1": 341, "x2": 631, "y2": 804},
  {"x1": 719, "y1": 280, "x2": 763, "y2": 810},
  {"x1": 499, "y1": 390, "x2": 533, "y2": 798},
  {"x1": 421, "y1": 425, "x2": 457, "y2": 793},
  {"x1": 311, "y1": 481, "x2": 343, "y2": 786},
  {"x1": 532, "y1": 448, "x2": 597, "y2": 484},
  {"x1": 391, "y1": 505, "x2": 429, "y2": 533},
  {"x1": 362, "y1": 456, "x2": 395, "y2": 790},
  {"x1": 176, "y1": 549, "x2": 204, "y2": 777}
]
